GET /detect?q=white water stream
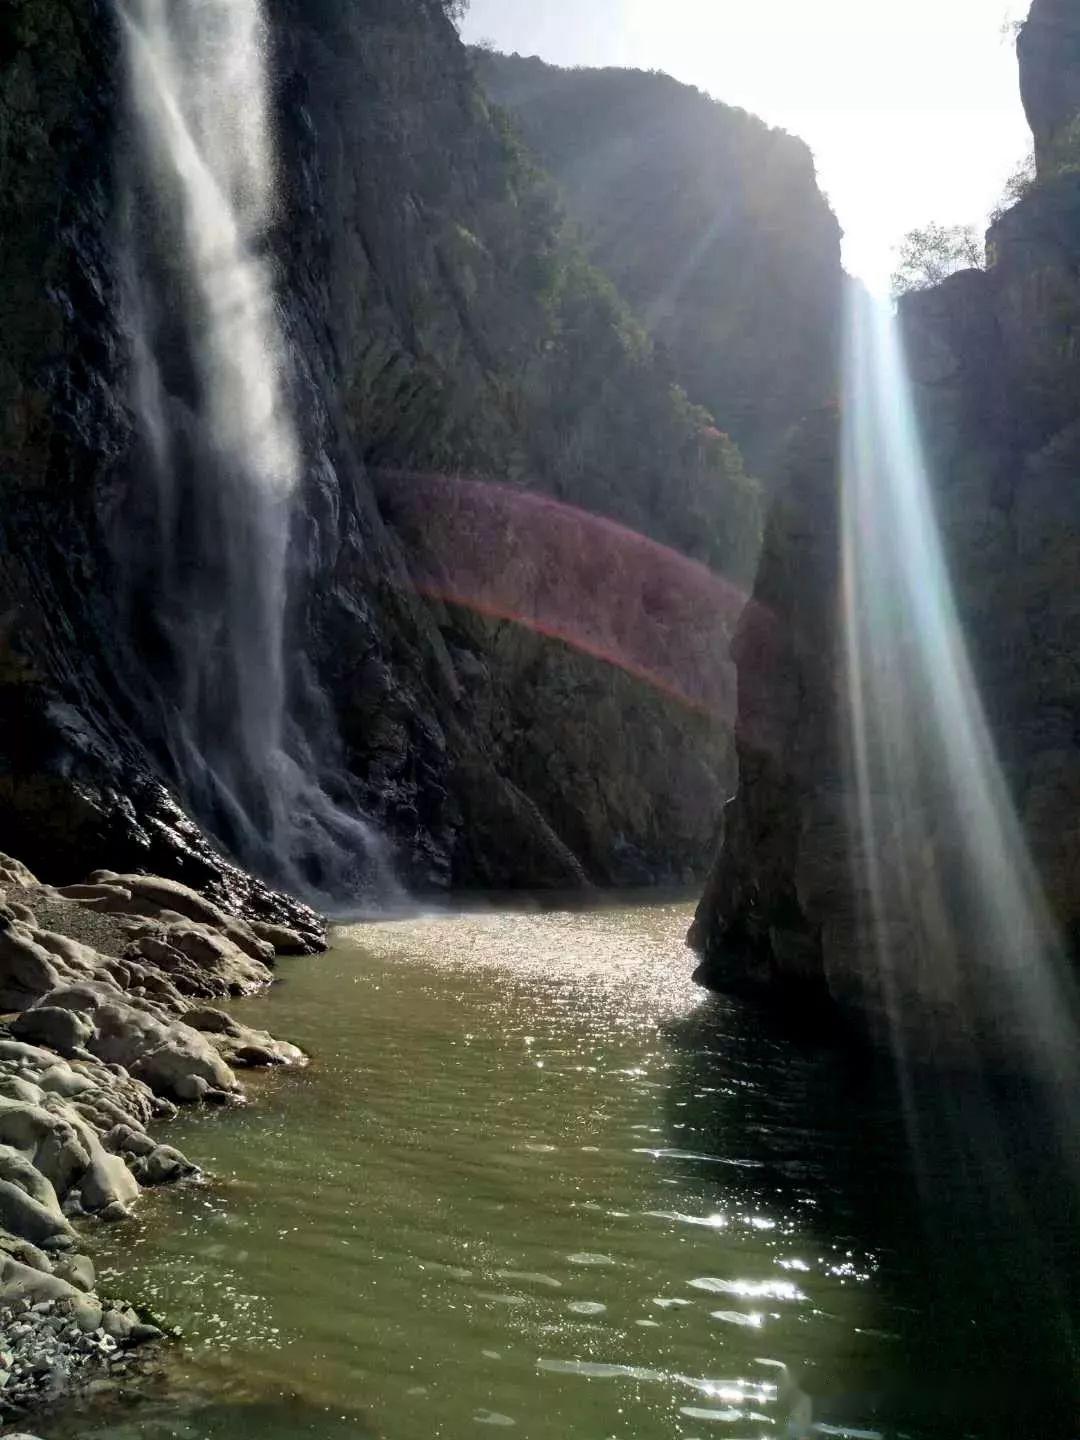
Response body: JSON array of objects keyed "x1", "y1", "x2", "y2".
[{"x1": 117, "y1": 0, "x2": 389, "y2": 901}]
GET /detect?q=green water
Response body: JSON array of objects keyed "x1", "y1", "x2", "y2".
[{"x1": 42, "y1": 901, "x2": 1079, "y2": 1439}]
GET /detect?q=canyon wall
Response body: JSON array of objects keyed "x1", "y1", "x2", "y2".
[
  {"x1": 692, "y1": 0, "x2": 1080, "y2": 1032},
  {"x1": 0, "y1": 0, "x2": 840, "y2": 902},
  {"x1": 474, "y1": 50, "x2": 843, "y2": 479}
]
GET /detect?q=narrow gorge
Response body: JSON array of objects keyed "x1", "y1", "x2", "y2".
[{"x1": 0, "y1": 0, "x2": 1078, "y2": 1435}]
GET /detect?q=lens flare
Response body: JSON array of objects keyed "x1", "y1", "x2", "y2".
[{"x1": 377, "y1": 470, "x2": 760, "y2": 720}]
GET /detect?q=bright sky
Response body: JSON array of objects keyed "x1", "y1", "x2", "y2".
[{"x1": 461, "y1": 0, "x2": 1033, "y2": 291}]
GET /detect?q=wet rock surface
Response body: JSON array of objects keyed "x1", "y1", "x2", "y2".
[
  {"x1": 0, "y1": 852, "x2": 309, "y2": 1419},
  {"x1": 0, "y1": 1293, "x2": 162, "y2": 1415}
]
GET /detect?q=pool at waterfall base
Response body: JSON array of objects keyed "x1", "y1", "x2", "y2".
[{"x1": 40, "y1": 900, "x2": 1080, "y2": 1440}]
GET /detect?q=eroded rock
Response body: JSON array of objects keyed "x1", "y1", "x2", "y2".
[{"x1": 0, "y1": 849, "x2": 314, "y2": 1416}]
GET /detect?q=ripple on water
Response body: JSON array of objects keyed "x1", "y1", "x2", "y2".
[
  {"x1": 64, "y1": 900, "x2": 1072, "y2": 1440},
  {"x1": 689, "y1": 1277, "x2": 806, "y2": 1301}
]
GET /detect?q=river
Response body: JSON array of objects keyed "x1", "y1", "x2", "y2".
[{"x1": 41, "y1": 899, "x2": 1079, "y2": 1438}]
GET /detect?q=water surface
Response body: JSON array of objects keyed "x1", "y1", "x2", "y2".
[{"x1": 43, "y1": 900, "x2": 1079, "y2": 1438}]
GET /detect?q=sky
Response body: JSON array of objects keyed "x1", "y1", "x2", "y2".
[{"x1": 461, "y1": 0, "x2": 1033, "y2": 291}]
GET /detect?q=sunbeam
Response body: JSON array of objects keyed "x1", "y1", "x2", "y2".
[{"x1": 841, "y1": 285, "x2": 1080, "y2": 1083}]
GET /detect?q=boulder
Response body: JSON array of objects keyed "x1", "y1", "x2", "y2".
[
  {"x1": 30, "y1": 985, "x2": 240, "y2": 1101},
  {"x1": 0, "y1": 1146, "x2": 73, "y2": 1247},
  {"x1": 0, "y1": 923, "x2": 61, "y2": 1012},
  {"x1": 52, "y1": 1251, "x2": 94, "y2": 1293},
  {"x1": 127, "y1": 924, "x2": 272, "y2": 996},
  {"x1": 0, "y1": 856, "x2": 39, "y2": 890},
  {"x1": 0, "y1": 1255, "x2": 79, "y2": 1308},
  {"x1": 249, "y1": 920, "x2": 310, "y2": 956},
  {"x1": 0, "y1": 1099, "x2": 90, "y2": 1199},
  {"x1": 11, "y1": 1007, "x2": 95, "y2": 1057},
  {"x1": 183, "y1": 1006, "x2": 306, "y2": 1068},
  {"x1": 86, "y1": 873, "x2": 274, "y2": 963},
  {"x1": 0, "y1": 1230, "x2": 54, "y2": 1275}
]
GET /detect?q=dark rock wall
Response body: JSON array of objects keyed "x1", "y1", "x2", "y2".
[
  {"x1": 1018, "y1": 0, "x2": 1080, "y2": 172},
  {"x1": 0, "y1": 2, "x2": 322, "y2": 930},
  {"x1": 268, "y1": 0, "x2": 759, "y2": 889},
  {"x1": 0, "y1": 0, "x2": 840, "y2": 902}
]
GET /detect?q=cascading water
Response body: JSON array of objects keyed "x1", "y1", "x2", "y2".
[{"x1": 115, "y1": 0, "x2": 391, "y2": 904}]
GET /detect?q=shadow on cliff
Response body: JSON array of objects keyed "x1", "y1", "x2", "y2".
[{"x1": 661, "y1": 994, "x2": 1080, "y2": 1437}]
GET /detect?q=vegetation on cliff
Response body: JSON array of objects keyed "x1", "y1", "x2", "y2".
[
  {"x1": 471, "y1": 50, "x2": 843, "y2": 477},
  {"x1": 0, "y1": 0, "x2": 843, "y2": 897}
]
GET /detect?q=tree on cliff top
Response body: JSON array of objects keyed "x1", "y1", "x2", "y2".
[
  {"x1": 440, "y1": 0, "x2": 470, "y2": 25},
  {"x1": 891, "y1": 223, "x2": 984, "y2": 296}
]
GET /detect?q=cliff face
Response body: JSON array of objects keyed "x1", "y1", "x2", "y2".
[
  {"x1": 1018, "y1": 0, "x2": 1080, "y2": 172},
  {"x1": 472, "y1": 51, "x2": 844, "y2": 478},
  {"x1": 0, "y1": 1, "x2": 323, "y2": 929},
  {"x1": 271, "y1": 0, "x2": 765, "y2": 889},
  {"x1": 693, "y1": 0, "x2": 1080, "y2": 1031},
  {"x1": 0, "y1": 0, "x2": 842, "y2": 901}
]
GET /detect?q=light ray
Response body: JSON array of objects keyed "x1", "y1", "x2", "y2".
[{"x1": 841, "y1": 284, "x2": 1080, "y2": 1087}]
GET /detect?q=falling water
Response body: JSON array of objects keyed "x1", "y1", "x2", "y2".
[
  {"x1": 116, "y1": 0, "x2": 391, "y2": 902},
  {"x1": 840, "y1": 287, "x2": 1080, "y2": 1078}
]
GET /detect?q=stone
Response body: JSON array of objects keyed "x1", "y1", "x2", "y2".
[
  {"x1": 181, "y1": 1006, "x2": 241, "y2": 1036},
  {"x1": 0, "y1": 1256, "x2": 79, "y2": 1307},
  {"x1": 0, "y1": 924, "x2": 61, "y2": 1012},
  {"x1": 11, "y1": 1007, "x2": 95, "y2": 1057},
  {"x1": 129, "y1": 1322, "x2": 164, "y2": 1345},
  {"x1": 71, "y1": 1297, "x2": 104, "y2": 1333},
  {"x1": 0, "y1": 843, "x2": 300, "y2": 1412},
  {"x1": 128, "y1": 924, "x2": 273, "y2": 996},
  {"x1": 135, "y1": 1144, "x2": 193, "y2": 1187},
  {"x1": 90, "y1": 875, "x2": 274, "y2": 964},
  {"x1": 51, "y1": 1253, "x2": 94, "y2": 1293},
  {"x1": 101, "y1": 1307, "x2": 133, "y2": 1342},
  {"x1": 101, "y1": 1123, "x2": 155, "y2": 1158},
  {"x1": 0, "y1": 1231, "x2": 53, "y2": 1275},
  {"x1": 0, "y1": 857, "x2": 39, "y2": 890},
  {"x1": 55, "y1": 884, "x2": 134, "y2": 906},
  {"x1": 0, "y1": 1146, "x2": 74, "y2": 1246},
  {"x1": 172, "y1": 1074, "x2": 209, "y2": 1103},
  {"x1": 233, "y1": 1044, "x2": 279, "y2": 1068},
  {"x1": 249, "y1": 920, "x2": 309, "y2": 955}
]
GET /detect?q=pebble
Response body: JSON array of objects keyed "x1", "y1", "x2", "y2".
[{"x1": 0, "y1": 1296, "x2": 160, "y2": 1415}]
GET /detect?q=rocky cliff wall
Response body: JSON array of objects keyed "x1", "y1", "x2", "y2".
[
  {"x1": 473, "y1": 51, "x2": 844, "y2": 479},
  {"x1": 692, "y1": 0, "x2": 1080, "y2": 1034},
  {"x1": 0, "y1": 0, "x2": 840, "y2": 905},
  {"x1": 0, "y1": 0, "x2": 846, "y2": 898},
  {"x1": 269, "y1": 0, "x2": 765, "y2": 890}
]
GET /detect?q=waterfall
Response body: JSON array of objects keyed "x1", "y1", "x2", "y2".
[{"x1": 116, "y1": 0, "x2": 391, "y2": 904}]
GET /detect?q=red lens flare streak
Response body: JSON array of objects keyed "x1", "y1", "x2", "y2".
[{"x1": 375, "y1": 471, "x2": 763, "y2": 721}]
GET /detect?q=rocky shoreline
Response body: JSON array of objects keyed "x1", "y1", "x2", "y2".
[{"x1": 0, "y1": 852, "x2": 323, "y2": 1422}]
